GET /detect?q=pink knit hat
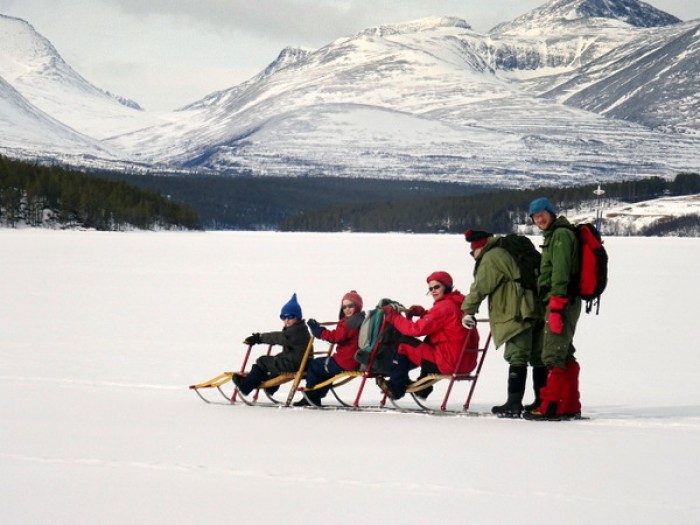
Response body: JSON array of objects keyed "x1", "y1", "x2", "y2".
[{"x1": 341, "y1": 290, "x2": 363, "y2": 311}]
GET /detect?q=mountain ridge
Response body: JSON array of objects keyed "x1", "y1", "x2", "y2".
[{"x1": 0, "y1": 0, "x2": 698, "y2": 186}]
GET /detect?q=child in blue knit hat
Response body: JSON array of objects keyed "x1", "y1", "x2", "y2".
[{"x1": 233, "y1": 293, "x2": 311, "y2": 396}]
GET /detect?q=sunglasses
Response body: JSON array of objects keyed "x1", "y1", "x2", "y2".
[
  {"x1": 280, "y1": 314, "x2": 297, "y2": 320},
  {"x1": 342, "y1": 303, "x2": 355, "y2": 310},
  {"x1": 428, "y1": 284, "x2": 442, "y2": 292}
]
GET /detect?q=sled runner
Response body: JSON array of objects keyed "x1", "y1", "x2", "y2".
[{"x1": 189, "y1": 337, "x2": 316, "y2": 406}]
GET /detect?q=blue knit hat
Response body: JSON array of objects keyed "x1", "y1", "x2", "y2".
[
  {"x1": 528, "y1": 197, "x2": 556, "y2": 217},
  {"x1": 280, "y1": 293, "x2": 302, "y2": 319}
]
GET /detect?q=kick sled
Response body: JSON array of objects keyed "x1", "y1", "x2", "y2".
[
  {"x1": 190, "y1": 310, "x2": 492, "y2": 416},
  {"x1": 189, "y1": 336, "x2": 317, "y2": 407},
  {"x1": 295, "y1": 309, "x2": 493, "y2": 415}
]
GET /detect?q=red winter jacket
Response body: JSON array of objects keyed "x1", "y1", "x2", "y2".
[
  {"x1": 319, "y1": 312, "x2": 364, "y2": 371},
  {"x1": 387, "y1": 290, "x2": 478, "y2": 374}
]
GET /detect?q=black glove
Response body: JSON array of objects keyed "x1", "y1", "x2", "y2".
[
  {"x1": 244, "y1": 332, "x2": 262, "y2": 345},
  {"x1": 307, "y1": 319, "x2": 324, "y2": 339}
]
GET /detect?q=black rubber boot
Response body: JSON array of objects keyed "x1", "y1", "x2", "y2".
[
  {"x1": 523, "y1": 366, "x2": 547, "y2": 412},
  {"x1": 492, "y1": 365, "x2": 526, "y2": 417}
]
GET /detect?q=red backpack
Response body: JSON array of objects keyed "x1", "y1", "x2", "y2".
[{"x1": 554, "y1": 223, "x2": 608, "y2": 314}]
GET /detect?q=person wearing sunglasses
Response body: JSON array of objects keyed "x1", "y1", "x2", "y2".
[
  {"x1": 376, "y1": 271, "x2": 476, "y2": 400},
  {"x1": 294, "y1": 290, "x2": 366, "y2": 407},
  {"x1": 233, "y1": 293, "x2": 311, "y2": 395}
]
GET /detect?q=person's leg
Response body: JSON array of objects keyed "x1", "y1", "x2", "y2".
[
  {"x1": 233, "y1": 364, "x2": 267, "y2": 395},
  {"x1": 525, "y1": 300, "x2": 580, "y2": 420},
  {"x1": 493, "y1": 328, "x2": 532, "y2": 416},
  {"x1": 412, "y1": 359, "x2": 439, "y2": 399},
  {"x1": 381, "y1": 344, "x2": 420, "y2": 399}
]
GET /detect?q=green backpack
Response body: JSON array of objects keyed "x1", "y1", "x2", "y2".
[{"x1": 355, "y1": 298, "x2": 403, "y2": 374}]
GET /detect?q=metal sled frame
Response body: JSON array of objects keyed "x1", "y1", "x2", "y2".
[
  {"x1": 371, "y1": 323, "x2": 491, "y2": 414},
  {"x1": 296, "y1": 316, "x2": 399, "y2": 408},
  {"x1": 395, "y1": 330, "x2": 492, "y2": 413},
  {"x1": 189, "y1": 337, "x2": 316, "y2": 406}
]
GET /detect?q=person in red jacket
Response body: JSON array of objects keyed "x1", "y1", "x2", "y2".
[
  {"x1": 294, "y1": 291, "x2": 365, "y2": 407},
  {"x1": 377, "y1": 271, "x2": 478, "y2": 400}
]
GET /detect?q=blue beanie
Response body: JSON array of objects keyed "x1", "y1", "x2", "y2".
[
  {"x1": 528, "y1": 197, "x2": 556, "y2": 217},
  {"x1": 280, "y1": 293, "x2": 302, "y2": 319}
]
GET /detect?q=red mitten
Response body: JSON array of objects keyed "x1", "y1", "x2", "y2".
[
  {"x1": 407, "y1": 305, "x2": 426, "y2": 318},
  {"x1": 547, "y1": 296, "x2": 568, "y2": 334},
  {"x1": 382, "y1": 304, "x2": 397, "y2": 320}
]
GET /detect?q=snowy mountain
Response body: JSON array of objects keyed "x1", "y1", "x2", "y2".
[
  {"x1": 0, "y1": 14, "x2": 165, "y2": 141},
  {"x1": 538, "y1": 21, "x2": 700, "y2": 133},
  {"x1": 490, "y1": 0, "x2": 681, "y2": 34},
  {"x1": 0, "y1": 74, "x2": 118, "y2": 162},
  {"x1": 0, "y1": 1, "x2": 699, "y2": 186}
]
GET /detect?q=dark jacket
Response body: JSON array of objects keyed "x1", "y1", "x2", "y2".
[
  {"x1": 256, "y1": 320, "x2": 311, "y2": 374},
  {"x1": 319, "y1": 311, "x2": 365, "y2": 371}
]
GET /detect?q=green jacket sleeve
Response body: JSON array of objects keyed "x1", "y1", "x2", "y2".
[
  {"x1": 462, "y1": 248, "x2": 507, "y2": 314},
  {"x1": 549, "y1": 227, "x2": 578, "y2": 298}
]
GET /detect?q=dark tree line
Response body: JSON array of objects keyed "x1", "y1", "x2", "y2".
[
  {"x1": 642, "y1": 214, "x2": 700, "y2": 237},
  {"x1": 3, "y1": 153, "x2": 697, "y2": 235},
  {"x1": 279, "y1": 173, "x2": 700, "y2": 234},
  {"x1": 0, "y1": 156, "x2": 200, "y2": 230},
  {"x1": 95, "y1": 171, "x2": 488, "y2": 230}
]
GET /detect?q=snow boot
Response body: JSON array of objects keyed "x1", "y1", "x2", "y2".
[
  {"x1": 523, "y1": 366, "x2": 548, "y2": 412},
  {"x1": 413, "y1": 385, "x2": 433, "y2": 400},
  {"x1": 560, "y1": 360, "x2": 581, "y2": 419},
  {"x1": 523, "y1": 367, "x2": 566, "y2": 421},
  {"x1": 492, "y1": 365, "x2": 526, "y2": 418}
]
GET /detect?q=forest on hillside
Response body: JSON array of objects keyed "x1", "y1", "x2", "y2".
[
  {"x1": 0, "y1": 156, "x2": 200, "y2": 230},
  {"x1": 96, "y1": 171, "x2": 488, "y2": 230},
  {"x1": 3, "y1": 154, "x2": 698, "y2": 235},
  {"x1": 279, "y1": 173, "x2": 700, "y2": 234},
  {"x1": 98, "y1": 169, "x2": 700, "y2": 234}
]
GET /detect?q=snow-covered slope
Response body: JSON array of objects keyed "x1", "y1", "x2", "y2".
[
  {"x1": 0, "y1": 14, "x2": 163, "y2": 140},
  {"x1": 0, "y1": 75, "x2": 118, "y2": 161},
  {"x1": 539, "y1": 21, "x2": 700, "y2": 134},
  {"x1": 0, "y1": 2, "x2": 699, "y2": 184},
  {"x1": 574, "y1": 193, "x2": 700, "y2": 234},
  {"x1": 106, "y1": 12, "x2": 699, "y2": 185}
]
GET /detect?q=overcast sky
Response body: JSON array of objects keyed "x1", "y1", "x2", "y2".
[{"x1": 2, "y1": 0, "x2": 698, "y2": 111}]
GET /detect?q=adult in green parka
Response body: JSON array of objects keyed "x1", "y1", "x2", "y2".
[
  {"x1": 523, "y1": 198, "x2": 582, "y2": 421},
  {"x1": 461, "y1": 230, "x2": 545, "y2": 417}
]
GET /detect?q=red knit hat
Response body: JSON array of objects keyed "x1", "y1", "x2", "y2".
[
  {"x1": 341, "y1": 290, "x2": 363, "y2": 311},
  {"x1": 426, "y1": 271, "x2": 453, "y2": 289},
  {"x1": 464, "y1": 229, "x2": 492, "y2": 251}
]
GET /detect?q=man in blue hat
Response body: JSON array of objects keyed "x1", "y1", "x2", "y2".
[{"x1": 524, "y1": 198, "x2": 582, "y2": 421}]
